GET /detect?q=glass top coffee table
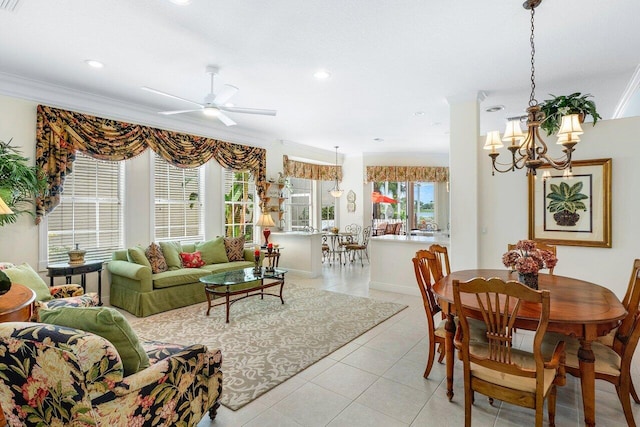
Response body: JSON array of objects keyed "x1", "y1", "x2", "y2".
[{"x1": 200, "y1": 267, "x2": 287, "y2": 323}]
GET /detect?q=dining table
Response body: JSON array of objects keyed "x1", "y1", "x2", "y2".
[{"x1": 433, "y1": 269, "x2": 627, "y2": 427}]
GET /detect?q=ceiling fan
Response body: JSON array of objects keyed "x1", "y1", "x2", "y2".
[{"x1": 142, "y1": 65, "x2": 276, "y2": 126}]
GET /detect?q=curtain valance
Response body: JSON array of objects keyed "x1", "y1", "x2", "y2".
[
  {"x1": 35, "y1": 104, "x2": 266, "y2": 222},
  {"x1": 283, "y1": 155, "x2": 342, "y2": 181},
  {"x1": 365, "y1": 166, "x2": 449, "y2": 183}
]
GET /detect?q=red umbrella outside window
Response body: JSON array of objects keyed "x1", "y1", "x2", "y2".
[{"x1": 371, "y1": 192, "x2": 397, "y2": 204}]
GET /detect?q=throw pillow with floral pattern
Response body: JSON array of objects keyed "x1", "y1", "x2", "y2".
[
  {"x1": 179, "y1": 251, "x2": 205, "y2": 268},
  {"x1": 145, "y1": 242, "x2": 168, "y2": 273}
]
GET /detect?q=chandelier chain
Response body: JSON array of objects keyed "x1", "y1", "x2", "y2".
[{"x1": 529, "y1": 6, "x2": 537, "y2": 107}]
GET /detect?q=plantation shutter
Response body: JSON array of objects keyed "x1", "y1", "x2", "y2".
[
  {"x1": 47, "y1": 153, "x2": 124, "y2": 263},
  {"x1": 154, "y1": 154, "x2": 204, "y2": 243}
]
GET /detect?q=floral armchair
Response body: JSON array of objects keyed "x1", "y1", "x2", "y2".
[
  {"x1": 0, "y1": 262, "x2": 99, "y2": 320},
  {"x1": 0, "y1": 322, "x2": 223, "y2": 426}
]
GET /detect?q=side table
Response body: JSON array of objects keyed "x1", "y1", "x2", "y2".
[
  {"x1": 47, "y1": 260, "x2": 104, "y2": 305},
  {"x1": 0, "y1": 283, "x2": 36, "y2": 426},
  {"x1": 261, "y1": 247, "x2": 282, "y2": 271}
]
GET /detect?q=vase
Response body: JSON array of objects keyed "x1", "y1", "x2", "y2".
[
  {"x1": 254, "y1": 254, "x2": 261, "y2": 274},
  {"x1": 68, "y1": 244, "x2": 86, "y2": 265},
  {"x1": 518, "y1": 272, "x2": 539, "y2": 290}
]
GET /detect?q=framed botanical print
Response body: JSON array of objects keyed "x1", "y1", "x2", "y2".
[{"x1": 528, "y1": 158, "x2": 612, "y2": 247}]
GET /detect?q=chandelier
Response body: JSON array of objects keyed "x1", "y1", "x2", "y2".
[
  {"x1": 483, "y1": 0, "x2": 584, "y2": 176},
  {"x1": 329, "y1": 146, "x2": 343, "y2": 198}
]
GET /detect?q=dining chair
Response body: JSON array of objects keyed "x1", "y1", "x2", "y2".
[
  {"x1": 412, "y1": 250, "x2": 487, "y2": 379},
  {"x1": 384, "y1": 223, "x2": 396, "y2": 235},
  {"x1": 393, "y1": 222, "x2": 403, "y2": 235},
  {"x1": 373, "y1": 221, "x2": 387, "y2": 236},
  {"x1": 428, "y1": 244, "x2": 451, "y2": 280},
  {"x1": 453, "y1": 277, "x2": 566, "y2": 427},
  {"x1": 346, "y1": 226, "x2": 371, "y2": 266},
  {"x1": 507, "y1": 242, "x2": 557, "y2": 274},
  {"x1": 543, "y1": 258, "x2": 640, "y2": 426}
]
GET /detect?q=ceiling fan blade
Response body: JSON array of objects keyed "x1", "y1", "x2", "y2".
[
  {"x1": 217, "y1": 112, "x2": 237, "y2": 127},
  {"x1": 141, "y1": 86, "x2": 202, "y2": 107},
  {"x1": 219, "y1": 106, "x2": 277, "y2": 116},
  {"x1": 158, "y1": 109, "x2": 203, "y2": 115},
  {"x1": 213, "y1": 84, "x2": 239, "y2": 105}
]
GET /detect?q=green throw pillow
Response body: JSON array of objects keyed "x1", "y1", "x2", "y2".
[
  {"x1": 3, "y1": 263, "x2": 52, "y2": 302},
  {"x1": 39, "y1": 306, "x2": 150, "y2": 376},
  {"x1": 196, "y1": 237, "x2": 229, "y2": 264},
  {"x1": 127, "y1": 246, "x2": 152, "y2": 269},
  {"x1": 159, "y1": 241, "x2": 183, "y2": 270}
]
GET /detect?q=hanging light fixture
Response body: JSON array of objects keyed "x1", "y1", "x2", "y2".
[
  {"x1": 329, "y1": 146, "x2": 343, "y2": 198},
  {"x1": 484, "y1": 0, "x2": 584, "y2": 176}
]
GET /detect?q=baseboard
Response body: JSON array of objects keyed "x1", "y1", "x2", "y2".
[{"x1": 369, "y1": 280, "x2": 420, "y2": 297}]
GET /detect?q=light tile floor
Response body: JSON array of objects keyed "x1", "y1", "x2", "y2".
[{"x1": 193, "y1": 263, "x2": 640, "y2": 426}]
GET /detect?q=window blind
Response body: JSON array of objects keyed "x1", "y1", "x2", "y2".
[
  {"x1": 47, "y1": 153, "x2": 124, "y2": 263},
  {"x1": 154, "y1": 154, "x2": 204, "y2": 243}
]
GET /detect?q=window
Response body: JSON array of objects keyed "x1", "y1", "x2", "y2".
[
  {"x1": 320, "y1": 180, "x2": 335, "y2": 231},
  {"x1": 287, "y1": 177, "x2": 312, "y2": 230},
  {"x1": 224, "y1": 170, "x2": 255, "y2": 242},
  {"x1": 154, "y1": 154, "x2": 204, "y2": 243},
  {"x1": 413, "y1": 182, "x2": 436, "y2": 229},
  {"x1": 47, "y1": 152, "x2": 124, "y2": 263}
]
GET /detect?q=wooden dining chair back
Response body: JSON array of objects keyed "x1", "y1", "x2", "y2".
[
  {"x1": 453, "y1": 277, "x2": 565, "y2": 427},
  {"x1": 428, "y1": 244, "x2": 451, "y2": 282},
  {"x1": 412, "y1": 250, "x2": 445, "y2": 378},
  {"x1": 507, "y1": 242, "x2": 557, "y2": 274},
  {"x1": 544, "y1": 259, "x2": 640, "y2": 427}
]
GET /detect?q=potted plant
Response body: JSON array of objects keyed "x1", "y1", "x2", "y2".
[
  {"x1": 546, "y1": 181, "x2": 588, "y2": 227},
  {"x1": 539, "y1": 92, "x2": 602, "y2": 136},
  {"x1": 0, "y1": 139, "x2": 46, "y2": 226}
]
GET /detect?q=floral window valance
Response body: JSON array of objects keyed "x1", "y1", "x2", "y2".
[
  {"x1": 283, "y1": 155, "x2": 342, "y2": 181},
  {"x1": 365, "y1": 166, "x2": 449, "y2": 183},
  {"x1": 35, "y1": 104, "x2": 266, "y2": 222}
]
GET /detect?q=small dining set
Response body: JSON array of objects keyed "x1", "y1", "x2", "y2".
[
  {"x1": 321, "y1": 224, "x2": 371, "y2": 266},
  {"x1": 413, "y1": 242, "x2": 640, "y2": 427}
]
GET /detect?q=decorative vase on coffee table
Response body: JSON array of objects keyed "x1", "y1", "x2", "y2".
[{"x1": 518, "y1": 272, "x2": 539, "y2": 290}]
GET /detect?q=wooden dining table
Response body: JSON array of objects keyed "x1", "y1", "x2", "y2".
[{"x1": 433, "y1": 269, "x2": 627, "y2": 427}]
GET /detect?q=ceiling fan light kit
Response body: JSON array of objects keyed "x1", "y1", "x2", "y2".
[{"x1": 142, "y1": 65, "x2": 276, "y2": 127}]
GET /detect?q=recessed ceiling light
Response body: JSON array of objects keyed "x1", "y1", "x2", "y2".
[
  {"x1": 373, "y1": 138, "x2": 385, "y2": 143},
  {"x1": 313, "y1": 69, "x2": 331, "y2": 80},
  {"x1": 169, "y1": 0, "x2": 192, "y2": 5},
  {"x1": 414, "y1": 111, "x2": 425, "y2": 116},
  {"x1": 84, "y1": 60, "x2": 104, "y2": 69},
  {"x1": 485, "y1": 105, "x2": 505, "y2": 113}
]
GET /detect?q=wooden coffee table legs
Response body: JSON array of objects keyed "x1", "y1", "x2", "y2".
[{"x1": 204, "y1": 277, "x2": 285, "y2": 323}]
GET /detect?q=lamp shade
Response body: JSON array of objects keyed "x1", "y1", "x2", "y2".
[
  {"x1": 502, "y1": 120, "x2": 525, "y2": 144},
  {"x1": 557, "y1": 114, "x2": 584, "y2": 141},
  {"x1": 483, "y1": 131, "x2": 504, "y2": 151},
  {"x1": 256, "y1": 213, "x2": 276, "y2": 227},
  {"x1": 0, "y1": 197, "x2": 13, "y2": 215},
  {"x1": 329, "y1": 188, "x2": 343, "y2": 198}
]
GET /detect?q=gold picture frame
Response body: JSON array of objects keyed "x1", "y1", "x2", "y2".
[{"x1": 528, "y1": 158, "x2": 612, "y2": 248}]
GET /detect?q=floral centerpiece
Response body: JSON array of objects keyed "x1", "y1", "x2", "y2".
[{"x1": 502, "y1": 240, "x2": 558, "y2": 289}]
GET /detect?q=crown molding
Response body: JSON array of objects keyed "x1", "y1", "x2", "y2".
[
  {"x1": 612, "y1": 64, "x2": 640, "y2": 119},
  {"x1": 0, "y1": 71, "x2": 270, "y2": 148}
]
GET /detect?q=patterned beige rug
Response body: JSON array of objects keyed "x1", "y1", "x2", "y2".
[{"x1": 130, "y1": 283, "x2": 406, "y2": 410}]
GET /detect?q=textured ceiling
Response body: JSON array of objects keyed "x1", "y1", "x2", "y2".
[{"x1": 0, "y1": 0, "x2": 638, "y2": 156}]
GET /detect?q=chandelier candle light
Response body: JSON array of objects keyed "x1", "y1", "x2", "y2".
[
  {"x1": 256, "y1": 212, "x2": 276, "y2": 247},
  {"x1": 329, "y1": 146, "x2": 343, "y2": 198},
  {"x1": 484, "y1": 0, "x2": 584, "y2": 176}
]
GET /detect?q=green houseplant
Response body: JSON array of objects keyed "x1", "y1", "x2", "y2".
[
  {"x1": 539, "y1": 92, "x2": 602, "y2": 136},
  {"x1": 546, "y1": 181, "x2": 588, "y2": 227},
  {"x1": 0, "y1": 139, "x2": 46, "y2": 226}
]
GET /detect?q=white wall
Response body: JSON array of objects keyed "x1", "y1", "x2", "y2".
[{"x1": 477, "y1": 116, "x2": 640, "y2": 298}]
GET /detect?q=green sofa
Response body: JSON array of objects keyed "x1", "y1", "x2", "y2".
[{"x1": 108, "y1": 243, "x2": 257, "y2": 317}]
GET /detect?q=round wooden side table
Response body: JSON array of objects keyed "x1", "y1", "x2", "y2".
[{"x1": 0, "y1": 283, "x2": 36, "y2": 426}]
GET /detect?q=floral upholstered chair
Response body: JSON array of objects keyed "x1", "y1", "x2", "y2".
[
  {"x1": 0, "y1": 262, "x2": 99, "y2": 320},
  {"x1": 0, "y1": 322, "x2": 223, "y2": 426}
]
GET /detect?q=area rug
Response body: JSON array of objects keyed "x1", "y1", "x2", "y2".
[{"x1": 130, "y1": 283, "x2": 407, "y2": 410}]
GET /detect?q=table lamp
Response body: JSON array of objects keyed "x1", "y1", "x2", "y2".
[{"x1": 256, "y1": 213, "x2": 276, "y2": 247}]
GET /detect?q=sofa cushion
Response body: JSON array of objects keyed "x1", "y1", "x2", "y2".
[
  {"x1": 39, "y1": 306, "x2": 150, "y2": 376},
  {"x1": 196, "y1": 237, "x2": 228, "y2": 264},
  {"x1": 159, "y1": 241, "x2": 183, "y2": 270},
  {"x1": 179, "y1": 251, "x2": 205, "y2": 268},
  {"x1": 127, "y1": 246, "x2": 151, "y2": 269},
  {"x1": 224, "y1": 237, "x2": 246, "y2": 261},
  {"x1": 152, "y1": 268, "x2": 210, "y2": 289},
  {"x1": 145, "y1": 242, "x2": 168, "y2": 273},
  {"x1": 3, "y1": 263, "x2": 52, "y2": 302},
  {"x1": 200, "y1": 261, "x2": 254, "y2": 274}
]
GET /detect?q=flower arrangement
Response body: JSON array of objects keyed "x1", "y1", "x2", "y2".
[{"x1": 502, "y1": 240, "x2": 558, "y2": 275}]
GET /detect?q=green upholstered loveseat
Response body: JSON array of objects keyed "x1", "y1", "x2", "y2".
[{"x1": 108, "y1": 242, "x2": 256, "y2": 317}]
